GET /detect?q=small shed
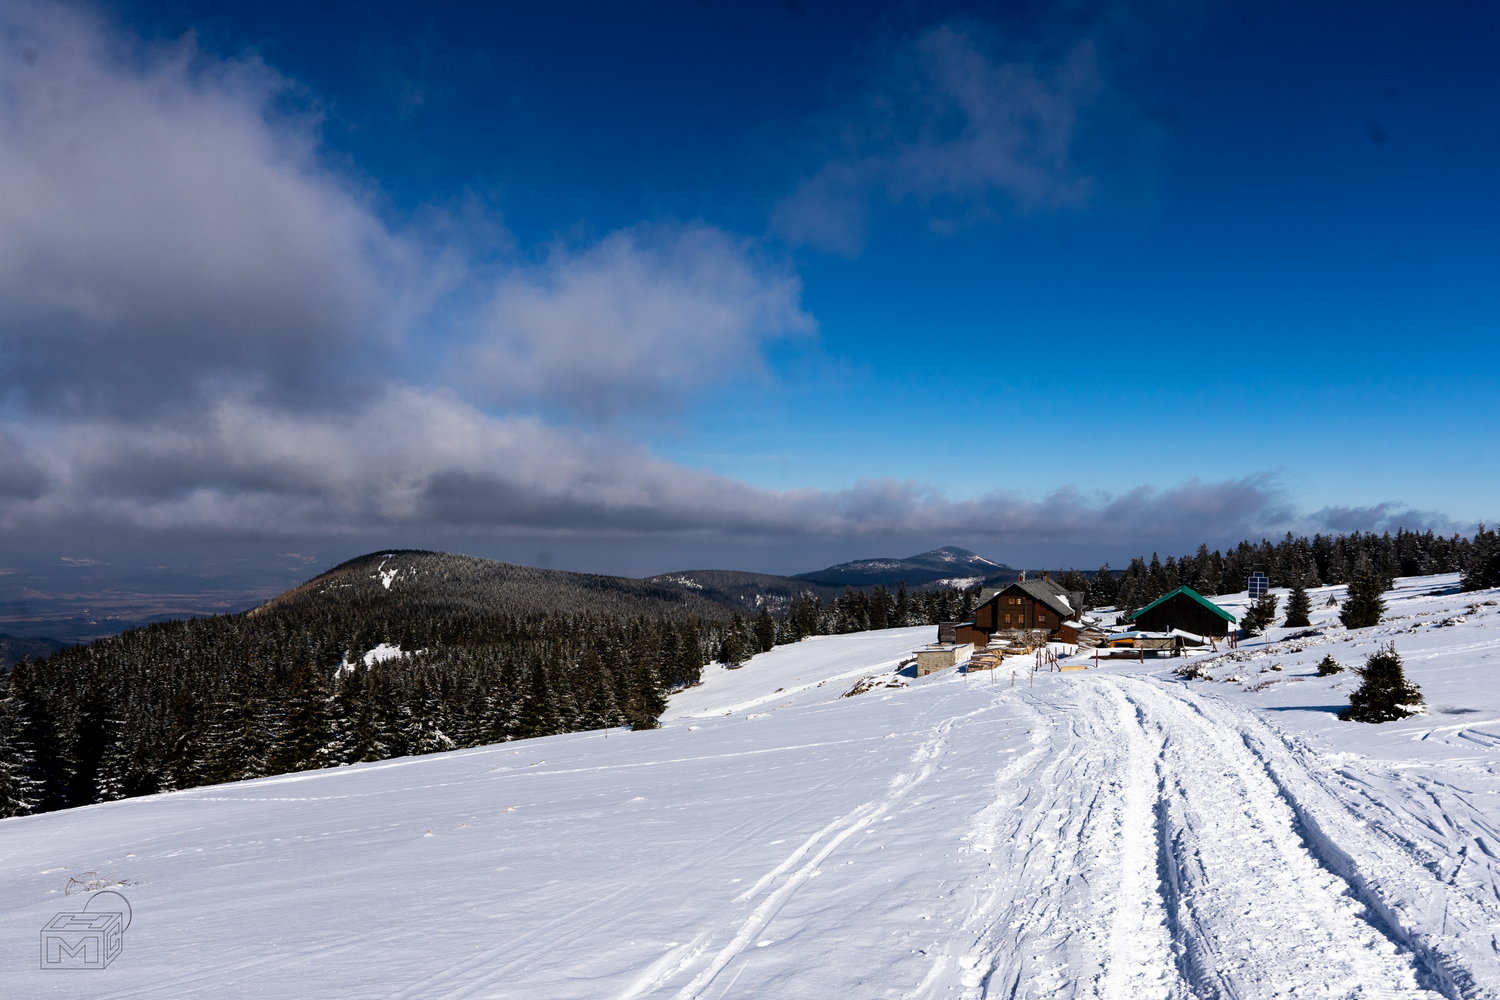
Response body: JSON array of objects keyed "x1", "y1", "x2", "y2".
[
  {"x1": 914, "y1": 643, "x2": 973, "y2": 676},
  {"x1": 1127, "y1": 586, "x2": 1237, "y2": 637}
]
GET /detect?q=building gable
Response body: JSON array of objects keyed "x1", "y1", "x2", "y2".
[{"x1": 1127, "y1": 586, "x2": 1237, "y2": 624}]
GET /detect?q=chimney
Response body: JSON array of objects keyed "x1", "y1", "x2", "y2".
[{"x1": 1044, "y1": 572, "x2": 1050, "y2": 582}]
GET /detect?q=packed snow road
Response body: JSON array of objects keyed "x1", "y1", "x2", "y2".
[
  {"x1": 957, "y1": 675, "x2": 1460, "y2": 1000},
  {"x1": 4, "y1": 595, "x2": 1500, "y2": 999}
]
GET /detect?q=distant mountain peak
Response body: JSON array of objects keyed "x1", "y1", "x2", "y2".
[{"x1": 792, "y1": 547, "x2": 1013, "y2": 589}]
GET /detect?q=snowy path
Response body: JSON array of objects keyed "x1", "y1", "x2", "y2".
[
  {"x1": 926, "y1": 674, "x2": 1465, "y2": 1000},
  {"x1": 4, "y1": 601, "x2": 1500, "y2": 999}
]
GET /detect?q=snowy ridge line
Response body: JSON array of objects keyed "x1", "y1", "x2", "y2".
[{"x1": 1129, "y1": 679, "x2": 1454, "y2": 1000}]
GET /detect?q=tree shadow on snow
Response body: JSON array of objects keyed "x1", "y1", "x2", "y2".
[{"x1": 1263, "y1": 704, "x2": 1347, "y2": 716}]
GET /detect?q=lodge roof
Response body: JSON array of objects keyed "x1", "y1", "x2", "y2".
[
  {"x1": 1126, "y1": 585, "x2": 1238, "y2": 624},
  {"x1": 986, "y1": 578, "x2": 1085, "y2": 621}
]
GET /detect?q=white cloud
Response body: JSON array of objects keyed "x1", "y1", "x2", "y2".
[
  {"x1": 0, "y1": 1, "x2": 411, "y2": 418},
  {"x1": 468, "y1": 223, "x2": 815, "y2": 419},
  {"x1": 772, "y1": 24, "x2": 1101, "y2": 254},
  {"x1": 0, "y1": 4, "x2": 813, "y2": 429}
]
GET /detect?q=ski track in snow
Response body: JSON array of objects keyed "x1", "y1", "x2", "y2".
[
  {"x1": 942, "y1": 672, "x2": 1493, "y2": 1000},
  {"x1": 5, "y1": 584, "x2": 1500, "y2": 998}
]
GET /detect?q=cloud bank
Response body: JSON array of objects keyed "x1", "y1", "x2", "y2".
[{"x1": 3, "y1": 386, "x2": 1300, "y2": 550}]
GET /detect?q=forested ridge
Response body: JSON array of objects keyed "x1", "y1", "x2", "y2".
[
  {"x1": 3, "y1": 529, "x2": 1494, "y2": 820},
  {"x1": 0, "y1": 551, "x2": 979, "y2": 818}
]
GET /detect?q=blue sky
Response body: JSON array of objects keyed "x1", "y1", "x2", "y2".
[{"x1": 0, "y1": 0, "x2": 1496, "y2": 606}]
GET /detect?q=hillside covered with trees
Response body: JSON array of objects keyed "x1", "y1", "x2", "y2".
[{"x1": 0, "y1": 552, "x2": 979, "y2": 818}]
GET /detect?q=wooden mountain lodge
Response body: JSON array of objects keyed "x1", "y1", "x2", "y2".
[
  {"x1": 951, "y1": 575, "x2": 1086, "y2": 647},
  {"x1": 1126, "y1": 585, "x2": 1238, "y2": 637}
]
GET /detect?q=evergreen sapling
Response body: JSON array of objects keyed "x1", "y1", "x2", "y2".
[
  {"x1": 1240, "y1": 592, "x2": 1280, "y2": 636},
  {"x1": 1339, "y1": 562, "x2": 1387, "y2": 629},
  {"x1": 1283, "y1": 581, "x2": 1312, "y2": 628},
  {"x1": 1340, "y1": 643, "x2": 1423, "y2": 722},
  {"x1": 1316, "y1": 654, "x2": 1344, "y2": 676}
]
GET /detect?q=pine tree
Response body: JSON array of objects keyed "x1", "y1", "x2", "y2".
[
  {"x1": 274, "y1": 661, "x2": 340, "y2": 772},
  {"x1": 960, "y1": 586, "x2": 977, "y2": 620},
  {"x1": 1283, "y1": 581, "x2": 1312, "y2": 628},
  {"x1": 895, "y1": 581, "x2": 909, "y2": 627},
  {"x1": 1088, "y1": 564, "x2": 1117, "y2": 606},
  {"x1": 200, "y1": 675, "x2": 275, "y2": 784},
  {"x1": 1340, "y1": 643, "x2": 1423, "y2": 722},
  {"x1": 623, "y1": 651, "x2": 668, "y2": 731},
  {"x1": 1317, "y1": 655, "x2": 1344, "y2": 676},
  {"x1": 719, "y1": 615, "x2": 745, "y2": 665},
  {"x1": 1340, "y1": 561, "x2": 1386, "y2": 629},
  {"x1": 1240, "y1": 592, "x2": 1280, "y2": 636},
  {"x1": 545, "y1": 650, "x2": 580, "y2": 733},
  {"x1": 754, "y1": 605, "x2": 776, "y2": 652},
  {"x1": 0, "y1": 670, "x2": 37, "y2": 817},
  {"x1": 676, "y1": 621, "x2": 704, "y2": 687},
  {"x1": 92, "y1": 710, "x2": 134, "y2": 802},
  {"x1": 481, "y1": 661, "x2": 523, "y2": 746},
  {"x1": 340, "y1": 666, "x2": 391, "y2": 763},
  {"x1": 868, "y1": 585, "x2": 890, "y2": 631},
  {"x1": 67, "y1": 693, "x2": 112, "y2": 807},
  {"x1": 6, "y1": 660, "x2": 73, "y2": 812},
  {"x1": 575, "y1": 647, "x2": 623, "y2": 730},
  {"x1": 407, "y1": 675, "x2": 457, "y2": 754},
  {"x1": 1462, "y1": 524, "x2": 1500, "y2": 591},
  {"x1": 159, "y1": 690, "x2": 199, "y2": 791}
]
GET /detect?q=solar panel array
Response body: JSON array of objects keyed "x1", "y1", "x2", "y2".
[{"x1": 1247, "y1": 571, "x2": 1269, "y2": 599}]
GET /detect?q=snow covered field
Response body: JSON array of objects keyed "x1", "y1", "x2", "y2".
[{"x1": 3, "y1": 576, "x2": 1500, "y2": 998}]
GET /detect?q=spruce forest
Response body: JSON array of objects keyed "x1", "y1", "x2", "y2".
[
  {"x1": 0, "y1": 551, "x2": 985, "y2": 818},
  {"x1": 0, "y1": 528, "x2": 1490, "y2": 819}
]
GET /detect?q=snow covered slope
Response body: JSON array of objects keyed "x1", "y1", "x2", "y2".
[{"x1": 3, "y1": 582, "x2": 1499, "y2": 998}]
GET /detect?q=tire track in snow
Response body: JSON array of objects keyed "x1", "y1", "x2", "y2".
[
  {"x1": 947, "y1": 687, "x2": 1183, "y2": 1000},
  {"x1": 947, "y1": 674, "x2": 1477, "y2": 999},
  {"x1": 1189, "y1": 691, "x2": 1498, "y2": 999},
  {"x1": 1121, "y1": 678, "x2": 1448, "y2": 999}
]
